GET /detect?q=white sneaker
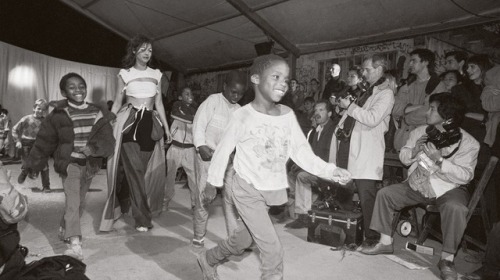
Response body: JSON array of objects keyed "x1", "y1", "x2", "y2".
[{"x1": 64, "y1": 242, "x2": 83, "y2": 260}]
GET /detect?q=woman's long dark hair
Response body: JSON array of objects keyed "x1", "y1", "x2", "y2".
[{"x1": 121, "y1": 35, "x2": 153, "y2": 69}]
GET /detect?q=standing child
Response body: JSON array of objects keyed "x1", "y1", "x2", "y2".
[
  {"x1": 23, "y1": 73, "x2": 115, "y2": 260},
  {"x1": 192, "y1": 70, "x2": 246, "y2": 247},
  {"x1": 196, "y1": 55, "x2": 351, "y2": 280},
  {"x1": 13, "y1": 99, "x2": 50, "y2": 191},
  {"x1": 164, "y1": 87, "x2": 198, "y2": 211}
]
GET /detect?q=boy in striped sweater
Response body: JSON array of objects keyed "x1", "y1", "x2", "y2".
[
  {"x1": 23, "y1": 73, "x2": 115, "y2": 260},
  {"x1": 14, "y1": 98, "x2": 50, "y2": 191}
]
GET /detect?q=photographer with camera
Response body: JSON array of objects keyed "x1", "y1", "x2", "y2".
[{"x1": 361, "y1": 92, "x2": 480, "y2": 280}]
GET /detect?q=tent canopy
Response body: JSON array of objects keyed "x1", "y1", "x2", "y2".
[{"x1": 62, "y1": 0, "x2": 500, "y2": 73}]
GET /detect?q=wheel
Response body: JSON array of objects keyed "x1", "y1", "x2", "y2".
[{"x1": 397, "y1": 220, "x2": 412, "y2": 237}]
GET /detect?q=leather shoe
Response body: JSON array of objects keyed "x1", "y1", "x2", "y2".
[
  {"x1": 437, "y1": 259, "x2": 457, "y2": 280},
  {"x1": 360, "y1": 242, "x2": 393, "y2": 255}
]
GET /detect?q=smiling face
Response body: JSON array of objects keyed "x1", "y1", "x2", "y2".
[
  {"x1": 223, "y1": 81, "x2": 245, "y2": 104},
  {"x1": 180, "y1": 88, "x2": 194, "y2": 105},
  {"x1": 62, "y1": 77, "x2": 87, "y2": 105},
  {"x1": 253, "y1": 60, "x2": 290, "y2": 103},
  {"x1": 134, "y1": 43, "x2": 153, "y2": 66},
  {"x1": 33, "y1": 105, "x2": 44, "y2": 118}
]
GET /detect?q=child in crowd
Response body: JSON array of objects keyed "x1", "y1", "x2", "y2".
[
  {"x1": 0, "y1": 109, "x2": 11, "y2": 157},
  {"x1": 440, "y1": 70, "x2": 461, "y2": 92},
  {"x1": 23, "y1": 73, "x2": 115, "y2": 260},
  {"x1": 164, "y1": 87, "x2": 198, "y2": 211},
  {"x1": 13, "y1": 99, "x2": 50, "y2": 191},
  {"x1": 196, "y1": 54, "x2": 351, "y2": 280},
  {"x1": 192, "y1": 70, "x2": 246, "y2": 247}
]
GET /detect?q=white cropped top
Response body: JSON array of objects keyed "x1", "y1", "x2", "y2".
[{"x1": 119, "y1": 67, "x2": 162, "y2": 98}]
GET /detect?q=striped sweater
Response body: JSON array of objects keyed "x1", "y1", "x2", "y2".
[{"x1": 65, "y1": 102, "x2": 102, "y2": 160}]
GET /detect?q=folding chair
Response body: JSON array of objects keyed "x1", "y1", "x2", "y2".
[{"x1": 415, "y1": 155, "x2": 498, "y2": 251}]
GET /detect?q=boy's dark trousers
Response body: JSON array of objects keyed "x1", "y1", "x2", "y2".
[{"x1": 19, "y1": 140, "x2": 50, "y2": 189}]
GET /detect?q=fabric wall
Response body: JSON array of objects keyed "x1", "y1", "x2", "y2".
[{"x1": 0, "y1": 41, "x2": 119, "y2": 123}]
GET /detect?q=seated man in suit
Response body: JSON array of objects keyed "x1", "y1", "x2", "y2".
[
  {"x1": 360, "y1": 93, "x2": 480, "y2": 280},
  {"x1": 286, "y1": 100, "x2": 337, "y2": 228}
]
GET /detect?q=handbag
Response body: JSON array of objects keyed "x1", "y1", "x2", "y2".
[
  {"x1": 0, "y1": 184, "x2": 28, "y2": 224},
  {"x1": 0, "y1": 165, "x2": 28, "y2": 224}
]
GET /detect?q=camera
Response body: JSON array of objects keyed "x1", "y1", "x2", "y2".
[{"x1": 425, "y1": 121, "x2": 461, "y2": 149}]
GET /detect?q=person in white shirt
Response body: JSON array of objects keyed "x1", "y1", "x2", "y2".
[
  {"x1": 196, "y1": 54, "x2": 351, "y2": 280},
  {"x1": 191, "y1": 71, "x2": 246, "y2": 248},
  {"x1": 361, "y1": 93, "x2": 479, "y2": 280}
]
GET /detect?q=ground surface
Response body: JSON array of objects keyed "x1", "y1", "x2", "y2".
[{"x1": 3, "y1": 159, "x2": 482, "y2": 280}]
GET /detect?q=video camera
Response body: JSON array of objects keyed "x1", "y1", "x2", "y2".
[{"x1": 425, "y1": 119, "x2": 461, "y2": 150}]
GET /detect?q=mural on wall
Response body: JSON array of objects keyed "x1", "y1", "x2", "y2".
[{"x1": 427, "y1": 37, "x2": 461, "y2": 74}]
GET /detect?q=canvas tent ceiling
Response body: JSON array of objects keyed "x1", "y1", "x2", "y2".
[{"x1": 61, "y1": 0, "x2": 500, "y2": 73}]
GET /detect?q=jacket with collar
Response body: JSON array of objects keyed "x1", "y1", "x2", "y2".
[{"x1": 24, "y1": 100, "x2": 116, "y2": 177}]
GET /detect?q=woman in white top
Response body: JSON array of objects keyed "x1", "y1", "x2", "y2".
[{"x1": 100, "y1": 35, "x2": 171, "y2": 232}]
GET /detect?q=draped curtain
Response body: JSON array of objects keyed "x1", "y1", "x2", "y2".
[{"x1": 0, "y1": 41, "x2": 119, "y2": 123}]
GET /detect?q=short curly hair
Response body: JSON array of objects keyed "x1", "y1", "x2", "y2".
[{"x1": 249, "y1": 54, "x2": 287, "y2": 76}]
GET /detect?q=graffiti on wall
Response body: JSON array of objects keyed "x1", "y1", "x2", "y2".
[{"x1": 295, "y1": 39, "x2": 414, "y2": 87}]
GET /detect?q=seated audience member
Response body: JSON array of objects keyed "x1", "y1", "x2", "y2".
[
  {"x1": 289, "y1": 79, "x2": 305, "y2": 110},
  {"x1": 440, "y1": 70, "x2": 461, "y2": 92},
  {"x1": 307, "y1": 78, "x2": 321, "y2": 101},
  {"x1": 296, "y1": 97, "x2": 315, "y2": 135},
  {"x1": 444, "y1": 50, "x2": 468, "y2": 76},
  {"x1": 164, "y1": 87, "x2": 198, "y2": 211},
  {"x1": 361, "y1": 93, "x2": 479, "y2": 280},
  {"x1": 286, "y1": 100, "x2": 337, "y2": 228}
]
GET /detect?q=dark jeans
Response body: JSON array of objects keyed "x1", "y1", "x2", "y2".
[
  {"x1": 354, "y1": 179, "x2": 380, "y2": 240},
  {"x1": 120, "y1": 142, "x2": 153, "y2": 228},
  {"x1": 20, "y1": 143, "x2": 49, "y2": 188}
]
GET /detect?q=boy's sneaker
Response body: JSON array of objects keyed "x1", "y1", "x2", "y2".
[
  {"x1": 136, "y1": 226, "x2": 149, "y2": 232},
  {"x1": 192, "y1": 237, "x2": 205, "y2": 248},
  {"x1": 197, "y1": 249, "x2": 219, "y2": 280},
  {"x1": 42, "y1": 186, "x2": 51, "y2": 193},
  {"x1": 64, "y1": 242, "x2": 83, "y2": 260},
  {"x1": 18, "y1": 171, "x2": 28, "y2": 184}
]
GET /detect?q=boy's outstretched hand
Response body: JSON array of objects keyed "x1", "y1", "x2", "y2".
[
  {"x1": 202, "y1": 183, "x2": 217, "y2": 205},
  {"x1": 332, "y1": 168, "x2": 351, "y2": 185}
]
